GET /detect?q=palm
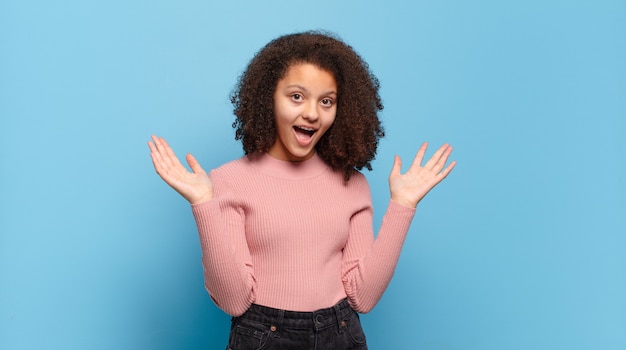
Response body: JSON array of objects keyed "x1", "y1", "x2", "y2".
[
  {"x1": 148, "y1": 135, "x2": 214, "y2": 204},
  {"x1": 388, "y1": 142, "x2": 456, "y2": 208}
]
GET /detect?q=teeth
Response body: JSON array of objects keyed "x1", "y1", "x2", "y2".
[{"x1": 294, "y1": 126, "x2": 316, "y2": 136}]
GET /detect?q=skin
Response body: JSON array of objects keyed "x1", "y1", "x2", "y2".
[
  {"x1": 268, "y1": 63, "x2": 337, "y2": 162},
  {"x1": 148, "y1": 63, "x2": 456, "y2": 207}
]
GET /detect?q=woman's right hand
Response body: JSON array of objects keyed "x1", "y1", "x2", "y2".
[{"x1": 148, "y1": 135, "x2": 214, "y2": 204}]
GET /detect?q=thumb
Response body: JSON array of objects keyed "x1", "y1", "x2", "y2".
[
  {"x1": 390, "y1": 155, "x2": 402, "y2": 176},
  {"x1": 186, "y1": 153, "x2": 205, "y2": 174}
]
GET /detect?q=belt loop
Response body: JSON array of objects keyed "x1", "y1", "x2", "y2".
[
  {"x1": 333, "y1": 302, "x2": 343, "y2": 334},
  {"x1": 277, "y1": 309, "x2": 285, "y2": 327}
]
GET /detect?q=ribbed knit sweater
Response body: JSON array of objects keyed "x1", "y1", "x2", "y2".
[{"x1": 191, "y1": 152, "x2": 416, "y2": 317}]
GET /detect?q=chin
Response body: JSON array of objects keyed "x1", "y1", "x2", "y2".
[{"x1": 288, "y1": 150, "x2": 315, "y2": 161}]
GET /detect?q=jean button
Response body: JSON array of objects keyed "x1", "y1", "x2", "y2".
[{"x1": 315, "y1": 314, "x2": 323, "y2": 323}]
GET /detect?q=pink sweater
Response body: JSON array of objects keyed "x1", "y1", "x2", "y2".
[{"x1": 191, "y1": 153, "x2": 415, "y2": 316}]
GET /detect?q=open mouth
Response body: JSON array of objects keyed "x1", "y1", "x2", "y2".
[{"x1": 293, "y1": 126, "x2": 316, "y2": 138}]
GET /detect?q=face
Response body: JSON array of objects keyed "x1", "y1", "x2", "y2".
[{"x1": 268, "y1": 63, "x2": 337, "y2": 162}]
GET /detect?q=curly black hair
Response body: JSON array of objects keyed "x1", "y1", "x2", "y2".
[{"x1": 230, "y1": 30, "x2": 384, "y2": 180}]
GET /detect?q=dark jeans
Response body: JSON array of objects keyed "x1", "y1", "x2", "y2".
[{"x1": 226, "y1": 299, "x2": 368, "y2": 350}]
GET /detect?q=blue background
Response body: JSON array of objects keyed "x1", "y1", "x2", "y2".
[{"x1": 1, "y1": 0, "x2": 625, "y2": 349}]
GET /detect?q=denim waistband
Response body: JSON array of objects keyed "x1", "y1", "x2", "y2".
[{"x1": 236, "y1": 299, "x2": 352, "y2": 331}]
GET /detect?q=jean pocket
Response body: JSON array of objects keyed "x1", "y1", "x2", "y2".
[
  {"x1": 342, "y1": 310, "x2": 367, "y2": 347},
  {"x1": 228, "y1": 319, "x2": 272, "y2": 350}
]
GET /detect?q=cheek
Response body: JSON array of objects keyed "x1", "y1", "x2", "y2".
[
  {"x1": 275, "y1": 112, "x2": 292, "y2": 130},
  {"x1": 274, "y1": 101, "x2": 297, "y2": 121},
  {"x1": 326, "y1": 110, "x2": 337, "y2": 127},
  {"x1": 319, "y1": 114, "x2": 337, "y2": 136},
  {"x1": 272, "y1": 104, "x2": 289, "y2": 126}
]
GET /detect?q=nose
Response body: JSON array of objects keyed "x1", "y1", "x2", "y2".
[{"x1": 302, "y1": 101, "x2": 319, "y2": 121}]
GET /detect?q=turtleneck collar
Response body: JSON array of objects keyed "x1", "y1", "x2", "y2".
[{"x1": 246, "y1": 152, "x2": 330, "y2": 180}]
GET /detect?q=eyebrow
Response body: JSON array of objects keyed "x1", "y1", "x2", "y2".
[{"x1": 284, "y1": 84, "x2": 337, "y2": 96}]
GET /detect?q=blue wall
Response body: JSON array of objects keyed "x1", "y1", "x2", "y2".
[{"x1": 1, "y1": 1, "x2": 625, "y2": 349}]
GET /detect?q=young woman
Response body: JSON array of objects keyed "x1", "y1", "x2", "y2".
[{"x1": 148, "y1": 31, "x2": 455, "y2": 350}]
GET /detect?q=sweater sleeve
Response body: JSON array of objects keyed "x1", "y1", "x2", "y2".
[
  {"x1": 191, "y1": 171, "x2": 256, "y2": 316},
  {"x1": 341, "y1": 175, "x2": 416, "y2": 313}
]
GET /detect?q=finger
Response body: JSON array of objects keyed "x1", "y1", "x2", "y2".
[
  {"x1": 148, "y1": 137, "x2": 162, "y2": 160},
  {"x1": 159, "y1": 137, "x2": 175, "y2": 157},
  {"x1": 150, "y1": 136, "x2": 169, "y2": 164},
  {"x1": 439, "y1": 160, "x2": 457, "y2": 179},
  {"x1": 148, "y1": 140, "x2": 157, "y2": 154},
  {"x1": 149, "y1": 146, "x2": 168, "y2": 177},
  {"x1": 152, "y1": 135, "x2": 174, "y2": 159},
  {"x1": 148, "y1": 140, "x2": 166, "y2": 170},
  {"x1": 432, "y1": 145, "x2": 453, "y2": 174},
  {"x1": 151, "y1": 135, "x2": 166, "y2": 154},
  {"x1": 408, "y1": 142, "x2": 428, "y2": 171},
  {"x1": 150, "y1": 139, "x2": 174, "y2": 172},
  {"x1": 423, "y1": 143, "x2": 449, "y2": 170},
  {"x1": 149, "y1": 140, "x2": 174, "y2": 173},
  {"x1": 390, "y1": 155, "x2": 402, "y2": 176},
  {"x1": 186, "y1": 153, "x2": 206, "y2": 175},
  {"x1": 154, "y1": 136, "x2": 184, "y2": 169}
]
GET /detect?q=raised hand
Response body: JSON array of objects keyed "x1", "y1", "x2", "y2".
[
  {"x1": 148, "y1": 135, "x2": 214, "y2": 204},
  {"x1": 388, "y1": 142, "x2": 456, "y2": 208}
]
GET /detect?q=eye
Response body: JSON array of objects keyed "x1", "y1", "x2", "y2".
[
  {"x1": 321, "y1": 98, "x2": 334, "y2": 107},
  {"x1": 291, "y1": 93, "x2": 303, "y2": 102}
]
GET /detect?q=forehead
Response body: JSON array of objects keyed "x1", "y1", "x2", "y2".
[{"x1": 278, "y1": 63, "x2": 337, "y2": 89}]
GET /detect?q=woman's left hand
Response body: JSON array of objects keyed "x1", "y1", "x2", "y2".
[{"x1": 388, "y1": 142, "x2": 456, "y2": 208}]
